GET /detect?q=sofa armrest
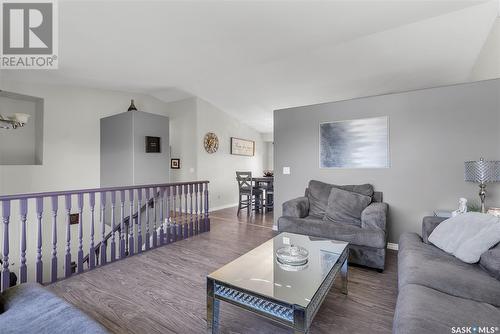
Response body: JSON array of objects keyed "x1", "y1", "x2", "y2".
[
  {"x1": 361, "y1": 202, "x2": 388, "y2": 231},
  {"x1": 282, "y1": 197, "x2": 309, "y2": 218},
  {"x1": 422, "y1": 216, "x2": 447, "y2": 244}
]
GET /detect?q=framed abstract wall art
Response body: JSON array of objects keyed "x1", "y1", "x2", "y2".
[{"x1": 319, "y1": 116, "x2": 389, "y2": 168}]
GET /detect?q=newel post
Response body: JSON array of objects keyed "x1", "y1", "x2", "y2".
[
  {"x1": 100, "y1": 191, "x2": 107, "y2": 265},
  {"x1": 194, "y1": 183, "x2": 199, "y2": 235},
  {"x1": 172, "y1": 186, "x2": 177, "y2": 242},
  {"x1": 110, "y1": 191, "x2": 116, "y2": 262},
  {"x1": 177, "y1": 185, "x2": 183, "y2": 240},
  {"x1": 165, "y1": 186, "x2": 171, "y2": 244},
  {"x1": 1, "y1": 200, "x2": 11, "y2": 292},
  {"x1": 89, "y1": 192, "x2": 96, "y2": 269},
  {"x1": 137, "y1": 189, "x2": 143, "y2": 253},
  {"x1": 35, "y1": 197, "x2": 44, "y2": 283},
  {"x1": 64, "y1": 194, "x2": 72, "y2": 278},
  {"x1": 120, "y1": 190, "x2": 125, "y2": 259},
  {"x1": 183, "y1": 184, "x2": 189, "y2": 239},
  {"x1": 128, "y1": 189, "x2": 135, "y2": 256},
  {"x1": 204, "y1": 182, "x2": 210, "y2": 232},
  {"x1": 19, "y1": 198, "x2": 28, "y2": 283},
  {"x1": 199, "y1": 183, "x2": 204, "y2": 232},
  {"x1": 152, "y1": 188, "x2": 158, "y2": 248},
  {"x1": 159, "y1": 187, "x2": 165, "y2": 246},
  {"x1": 189, "y1": 184, "x2": 194, "y2": 237},
  {"x1": 145, "y1": 188, "x2": 151, "y2": 251},
  {"x1": 50, "y1": 196, "x2": 58, "y2": 283},
  {"x1": 77, "y1": 193, "x2": 84, "y2": 273}
]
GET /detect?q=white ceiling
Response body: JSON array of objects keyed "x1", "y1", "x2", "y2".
[{"x1": 1, "y1": 0, "x2": 499, "y2": 133}]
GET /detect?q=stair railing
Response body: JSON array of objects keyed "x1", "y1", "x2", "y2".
[
  {"x1": 80, "y1": 194, "x2": 153, "y2": 270},
  {"x1": 0, "y1": 181, "x2": 210, "y2": 292}
]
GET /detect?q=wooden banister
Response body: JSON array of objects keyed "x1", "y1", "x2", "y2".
[{"x1": 0, "y1": 181, "x2": 210, "y2": 291}]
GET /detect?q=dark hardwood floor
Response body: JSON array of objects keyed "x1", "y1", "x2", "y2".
[{"x1": 47, "y1": 207, "x2": 397, "y2": 334}]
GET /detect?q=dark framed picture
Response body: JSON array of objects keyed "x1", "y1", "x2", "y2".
[
  {"x1": 171, "y1": 158, "x2": 180, "y2": 169},
  {"x1": 145, "y1": 136, "x2": 161, "y2": 153},
  {"x1": 70, "y1": 213, "x2": 79, "y2": 225}
]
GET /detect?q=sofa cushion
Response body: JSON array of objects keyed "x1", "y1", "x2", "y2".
[
  {"x1": 0, "y1": 283, "x2": 107, "y2": 334},
  {"x1": 393, "y1": 283, "x2": 500, "y2": 334},
  {"x1": 324, "y1": 187, "x2": 371, "y2": 226},
  {"x1": 480, "y1": 242, "x2": 500, "y2": 280},
  {"x1": 428, "y1": 212, "x2": 500, "y2": 263},
  {"x1": 277, "y1": 215, "x2": 385, "y2": 248},
  {"x1": 398, "y1": 233, "x2": 500, "y2": 307},
  {"x1": 421, "y1": 216, "x2": 447, "y2": 244},
  {"x1": 361, "y1": 202, "x2": 388, "y2": 231},
  {"x1": 306, "y1": 180, "x2": 374, "y2": 218}
]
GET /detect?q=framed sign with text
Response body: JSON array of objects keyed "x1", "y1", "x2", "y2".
[{"x1": 230, "y1": 137, "x2": 255, "y2": 157}]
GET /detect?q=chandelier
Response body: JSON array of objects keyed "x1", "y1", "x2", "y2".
[{"x1": 0, "y1": 113, "x2": 30, "y2": 129}]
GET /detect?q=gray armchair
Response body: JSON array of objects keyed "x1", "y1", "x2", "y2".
[
  {"x1": 278, "y1": 180, "x2": 388, "y2": 270},
  {"x1": 282, "y1": 196, "x2": 309, "y2": 218}
]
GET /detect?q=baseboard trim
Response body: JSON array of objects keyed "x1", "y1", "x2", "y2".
[
  {"x1": 387, "y1": 242, "x2": 399, "y2": 251},
  {"x1": 209, "y1": 203, "x2": 238, "y2": 213}
]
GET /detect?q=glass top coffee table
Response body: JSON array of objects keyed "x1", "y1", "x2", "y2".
[{"x1": 207, "y1": 232, "x2": 349, "y2": 333}]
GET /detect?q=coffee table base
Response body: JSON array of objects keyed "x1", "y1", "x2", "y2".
[{"x1": 207, "y1": 254, "x2": 348, "y2": 333}]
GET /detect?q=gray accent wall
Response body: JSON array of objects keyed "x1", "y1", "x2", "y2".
[
  {"x1": 274, "y1": 79, "x2": 500, "y2": 244},
  {"x1": 133, "y1": 111, "x2": 170, "y2": 185}
]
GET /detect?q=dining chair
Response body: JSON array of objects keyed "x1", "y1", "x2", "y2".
[
  {"x1": 263, "y1": 181, "x2": 274, "y2": 211},
  {"x1": 236, "y1": 171, "x2": 263, "y2": 215}
]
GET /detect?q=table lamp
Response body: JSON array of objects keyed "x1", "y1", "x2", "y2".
[{"x1": 464, "y1": 158, "x2": 500, "y2": 213}]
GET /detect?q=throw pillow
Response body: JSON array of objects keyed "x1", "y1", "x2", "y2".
[
  {"x1": 480, "y1": 242, "x2": 500, "y2": 280},
  {"x1": 428, "y1": 212, "x2": 500, "y2": 263},
  {"x1": 336, "y1": 184, "x2": 374, "y2": 198},
  {"x1": 307, "y1": 180, "x2": 335, "y2": 217},
  {"x1": 306, "y1": 180, "x2": 374, "y2": 218},
  {"x1": 323, "y1": 187, "x2": 372, "y2": 226}
]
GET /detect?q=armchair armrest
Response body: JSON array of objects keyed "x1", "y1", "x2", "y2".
[
  {"x1": 422, "y1": 216, "x2": 447, "y2": 244},
  {"x1": 361, "y1": 202, "x2": 388, "y2": 231},
  {"x1": 282, "y1": 197, "x2": 309, "y2": 218}
]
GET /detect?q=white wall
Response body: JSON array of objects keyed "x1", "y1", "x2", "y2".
[
  {"x1": 166, "y1": 98, "x2": 198, "y2": 183},
  {"x1": 196, "y1": 98, "x2": 266, "y2": 210},
  {"x1": 264, "y1": 141, "x2": 274, "y2": 171},
  {"x1": 470, "y1": 18, "x2": 500, "y2": 81}
]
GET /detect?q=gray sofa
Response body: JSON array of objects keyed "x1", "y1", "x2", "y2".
[
  {"x1": 393, "y1": 216, "x2": 500, "y2": 334},
  {"x1": 0, "y1": 283, "x2": 107, "y2": 334},
  {"x1": 277, "y1": 180, "x2": 388, "y2": 270}
]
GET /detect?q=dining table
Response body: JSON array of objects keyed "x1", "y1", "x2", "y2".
[
  {"x1": 252, "y1": 176, "x2": 274, "y2": 186},
  {"x1": 252, "y1": 176, "x2": 274, "y2": 211}
]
